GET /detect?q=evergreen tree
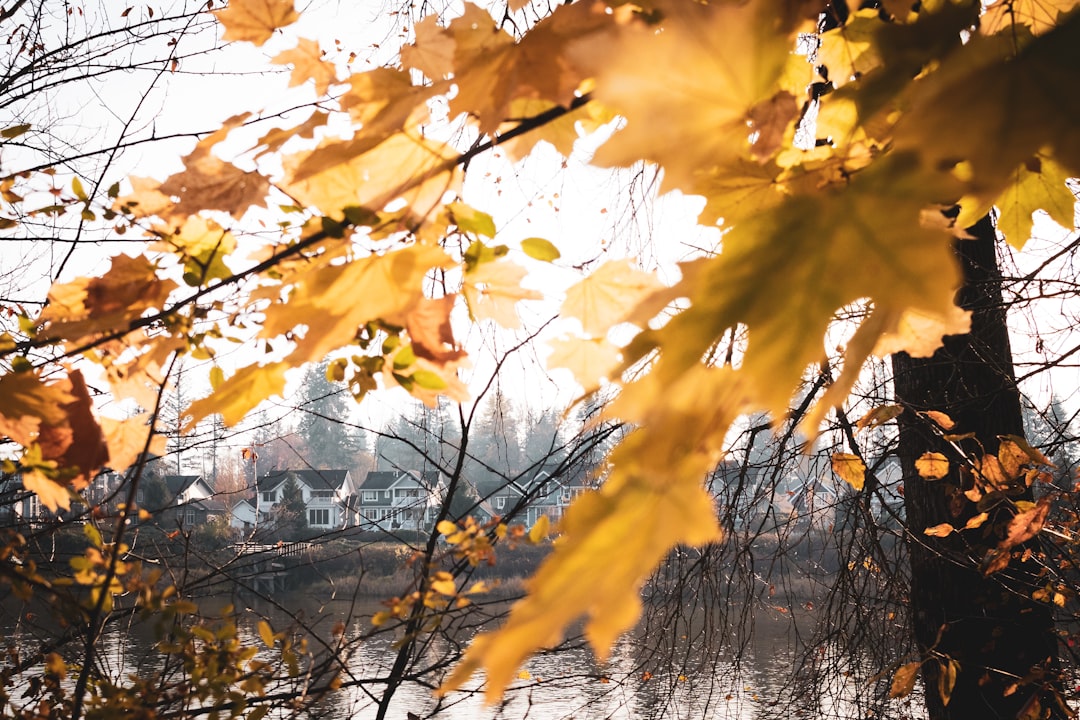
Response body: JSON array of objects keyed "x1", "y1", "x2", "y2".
[{"x1": 295, "y1": 360, "x2": 362, "y2": 470}]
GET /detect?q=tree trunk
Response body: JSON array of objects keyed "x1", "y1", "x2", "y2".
[{"x1": 892, "y1": 215, "x2": 1064, "y2": 719}]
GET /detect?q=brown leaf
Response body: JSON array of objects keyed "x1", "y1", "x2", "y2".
[
  {"x1": 939, "y1": 657, "x2": 959, "y2": 706},
  {"x1": 41, "y1": 370, "x2": 107, "y2": 490},
  {"x1": 157, "y1": 116, "x2": 269, "y2": 221},
  {"x1": 39, "y1": 254, "x2": 177, "y2": 343},
  {"x1": 889, "y1": 661, "x2": 920, "y2": 699},
  {"x1": 999, "y1": 497, "x2": 1051, "y2": 551},
  {"x1": 407, "y1": 295, "x2": 467, "y2": 363},
  {"x1": 747, "y1": 91, "x2": 798, "y2": 161}
]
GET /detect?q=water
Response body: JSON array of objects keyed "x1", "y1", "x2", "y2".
[{"x1": 0, "y1": 591, "x2": 922, "y2": 720}]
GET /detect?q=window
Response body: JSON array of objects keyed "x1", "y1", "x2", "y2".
[
  {"x1": 261, "y1": 491, "x2": 275, "y2": 503},
  {"x1": 183, "y1": 508, "x2": 196, "y2": 528},
  {"x1": 362, "y1": 490, "x2": 378, "y2": 502},
  {"x1": 312, "y1": 490, "x2": 333, "y2": 499},
  {"x1": 309, "y1": 508, "x2": 330, "y2": 526},
  {"x1": 495, "y1": 496, "x2": 506, "y2": 510}
]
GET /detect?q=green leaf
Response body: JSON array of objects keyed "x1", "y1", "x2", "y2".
[
  {"x1": 449, "y1": 202, "x2": 497, "y2": 237},
  {"x1": 521, "y1": 237, "x2": 561, "y2": 262},
  {"x1": 411, "y1": 369, "x2": 447, "y2": 390}
]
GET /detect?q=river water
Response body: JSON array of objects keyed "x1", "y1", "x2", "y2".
[{"x1": 1, "y1": 591, "x2": 924, "y2": 720}]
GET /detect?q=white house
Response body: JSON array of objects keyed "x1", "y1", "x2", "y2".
[
  {"x1": 229, "y1": 497, "x2": 258, "y2": 532},
  {"x1": 254, "y1": 469, "x2": 357, "y2": 532}
]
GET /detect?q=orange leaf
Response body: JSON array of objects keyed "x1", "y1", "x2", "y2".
[
  {"x1": 214, "y1": 0, "x2": 299, "y2": 45},
  {"x1": 406, "y1": 295, "x2": 466, "y2": 364},
  {"x1": 999, "y1": 497, "x2": 1051, "y2": 551},
  {"x1": 22, "y1": 469, "x2": 70, "y2": 513},
  {"x1": 889, "y1": 661, "x2": 920, "y2": 699},
  {"x1": 924, "y1": 523, "x2": 955, "y2": 537},
  {"x1": 39, "y1": 370, "x2": 107, "y2": 491},
  {"x1": 273, "y1": 38, "x2": 337, "y2": 95},
  {"x1": 922, "y1": 410, "x2": 955, "y2": 430},
  {"x1": 915, "y1": 452, "x2": 950, "y2": 480}
]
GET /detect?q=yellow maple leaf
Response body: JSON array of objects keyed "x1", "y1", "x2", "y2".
[
  {"x1": 405, "y1": 1, "x2": 616, "y2": 134},
  {"x1": 101, "y1": 414, "x2": 167, "y2": 473},
  {"x1": 546, "y1": 336, "x2": 621, "y2": 393},
  {"x1": 439, "y1": 457, "x2": 720, "y2": 701},
  {"x1": 627, "y1": 154, "x2": 961, "y2": 423},
  {"x1": 401, "y1": 13, "x2": 456, "y2": 82},
  {"x1": 560, "y1": 260, "x2": 663, "y2": 338},
  {"x1": 568, "y1": 0, "x2": 812, "y2": 192},
  {"x1": 915, "y1": 452, "x2": 950, "y2": 480},
  {"x1": 816, "y1": 9, "x2": 886, "y2": 88},
  {"x1": 186, "y1": 361, "x2": 290, "y2": 428},
  {"x1": 273, "y1": 38, "x2": 338, "y2": 95},
  {"x1": 895, "y1": 15, "x2": 1080, "y2": 217},
  {"x1": 283, "y1": 129, "x2": 461, "y2": 220},
  {"x1": 831, "y1": 453, "x2": 866, "y2": 491},
  {"x1": 871, "y1": 303, "x2": 971, "y2": 358},
  {"x1": 980, "y1": 0, "x2": 1080, "y2": 37},
  {"x1": 214, "y1": 0, "x2": 299, "y2": 46},
  {"x1": 254, "y1": 111, "x2": 328, "y2": 157},
  {"x1": 993, "y1": 152, "x2": 1076, "y2": 249},
  {"x1": 462, "y1": 259, "x2": 542, "y2": 329},
  {"x1": 262, "y1": 244, "x2": 452, "y2": 365},
  {"x1": 497, "y1": 98, "x2": 616, "y2": 162}
]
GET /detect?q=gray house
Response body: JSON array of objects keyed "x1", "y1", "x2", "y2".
[{"x1": 351, "y1": 470, "x2": 445, "y2": 532}]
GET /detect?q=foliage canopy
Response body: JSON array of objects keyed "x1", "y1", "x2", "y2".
[{"x1": 1, "y1": 0, "x2": 1078, "y2": 704}]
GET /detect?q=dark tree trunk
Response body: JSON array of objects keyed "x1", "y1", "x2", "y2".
[{"x1": 892, "y1": 215, "x2": 1064, "y2": 719}]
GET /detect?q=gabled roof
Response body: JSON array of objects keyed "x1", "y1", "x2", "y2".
[
  {"x1": 257, "y1": 469, "x2": 351, "y2": 492},
  {"x1": 359, "y1": 470, "x2": 441, "y2": 491},
  {"x1": 360, "y1": 471, "x2": 398, "y2": 491},
  {"x1": 164, "y1": 475, "x2": 204, "y2": 497}
]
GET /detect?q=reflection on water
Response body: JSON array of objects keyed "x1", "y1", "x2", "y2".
[{"x1": 1, "y1": 592, "x2": 922, "y2": 720}]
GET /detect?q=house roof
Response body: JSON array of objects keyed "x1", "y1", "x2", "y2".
[
  {"x1": 164, "y1": 475, "x2": 204, "y2": 497},
  {"x1": 359, "y1": 470, "x2": 440, "y2": 491},
  {"x1": 257, "y1": 469, "x2": 350, "y2": 492}
]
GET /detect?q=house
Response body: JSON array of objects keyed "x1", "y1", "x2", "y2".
[
  {"x1": 476, "y1": 463, "x2": 593, "y2": 529},
  {"x1": 152, "y1": 474, "x2": 226, "y2": 530},
  {"x1": 351, "y1": 470, "x2": 445, "y2": 532},
  {"x1": 229, "y1": 497, "x2": 258, "y2": 532},
  {"x1": 254, "y1": 469, "x2": 357, "y2": 532}
]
